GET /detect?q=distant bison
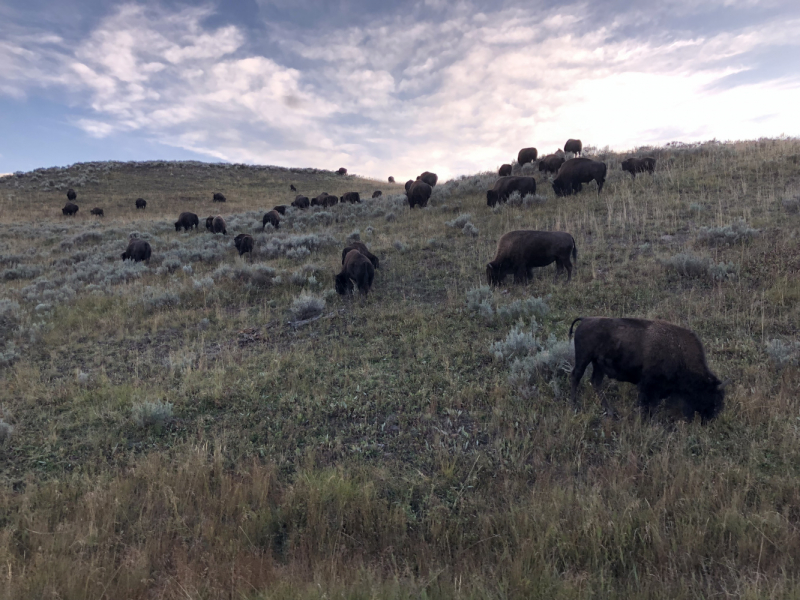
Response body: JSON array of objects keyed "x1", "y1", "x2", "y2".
[
  {"x1": 621, "y1": 157, "x2": 656, "y2": 178},
  {"x1": 66, "y1": 188, "x2": 77, "y2": 202},
  {"x1": 337, "y1": 167, "x2": 348, "y2": 175},
  {"x1": 121, "y1": 239, "x2": 151, "y2": 262},
  {"x1": 290, "y1": 184, "x2": 297, "y2": 192},
  {"x1": 206, "y1": 215, "x2": 227, "y2": 235},
  {"x1": 90, "y1": 207, "x2": 104, "y2": 217},
  {"x1": 552, "y1": 158, "x2": 607, "y2": 196},
  {"x1": 538, "y1": 154, "x2": 565, "y2": 174},
  {"x1": 175, "y1": 211, "x2": 199, "y2": 231},
  {"x1": 336, "y1": 249, "x2": 375, "y2": 296},
  {"x1": 517, "y1": 147, "x2": 538, "y2": 166},
  {"x1": 341, "y1": 241, "x2": 379, "y2": 270},
  {"x1": 213, "y1": 192, "x2": 226, "y2": 203},
  {"x1": 569, "y1": 317, "x2": 726, "y2": 422},
  {"x1": 324, "y1": 194, "x2": 339, "y2": 207},
  {"x1": 372, "y1": 190, "x2": 382, "y2": 198},
  {"x1": 408, "y1": 180, "x2": 432, "y2": 208},
  {"x1": 417, "y1": 171, "x2": 438, "y2": 187},
  {"x1": 311, "y1": 193, "x2": 329, "y2": 207},
  {"x1": 486, "y1": 176, "x2": 537, "y2": 207},
  {"x1": 273, "y1": 205, "x2": 287, "y2": 215},
  {"x1": 388, "y1": 176, "x2": 395, "y2": 183},
  {"x1": 405, "y1": 180, "x2": 414, "y2": 193},
  {"x1": 564, "y1": 139, "x2": 582, "y2": 156},
  {"x1": 262, "y1": 210, "x2": 281, "y2": 230},
  {"x1": 135, "y1": 198, "x2": 147, "y2": 209},
  {"x1": 292, "y1": 195, "x2": 310, "y2": 209},
  {"x1": 498, "y1": 164, "x2": 513, "y2": 177},
  {"x1": 486, "y1": 230, "x2": 576, "y2": 285},
  {"x1": 234, "y1": 233, "x2": 254, "y2": 256},
  {"x1": 342, "y1": 191, "x2": 361, "y2": 204},
  {"x1": 62, "y1": 202, "x2": 79, "y2": 216}
]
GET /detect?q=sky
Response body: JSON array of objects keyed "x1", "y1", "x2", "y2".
[{"x1": 1, "y1": 0, "x2": 799, "y2": 180}]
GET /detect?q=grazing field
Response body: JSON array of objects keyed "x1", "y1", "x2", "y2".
[{"x1": 1, "y1": 139, "x2": 799, "y2": 599}]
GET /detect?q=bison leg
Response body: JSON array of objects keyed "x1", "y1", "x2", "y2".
[
  {"x1": 597, "y1": 178, "x2": 605, "y2": 193},
  {"x1": 570, "y1": 355, "x2": 593, "y2": 408},
  {"x1": 514, "y1": 265, "x2": 529, "y2": 285},
  {"x1": 554, "y1": 260, "x2": 565, "y2": 283},
  {"x1": 590, "y1": 364, "x2": 616, "y2": 417}
]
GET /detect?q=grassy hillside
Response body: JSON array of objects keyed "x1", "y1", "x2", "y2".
[{"x1": 1, "y1": 140, "x2": 799, "y2": 599}]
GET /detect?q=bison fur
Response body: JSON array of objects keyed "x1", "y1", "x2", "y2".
[
  {"x1": 486, "y1": 176, "x2": 537, "y2": 207},
  {"x1": 564, "y1": 139, "x2": 582, "y2": 156},
  {"x1": 408, "y1": 180, "x2": 432, "y2": 208},
  {"x1": 341, "y1": 241, "x2": 379, "y2": 270},
  {"x1": 90, "y1": 207, "x2": 104, "y2": 217},
  {"x1": 234, "y1": 233, "x2": 255, "y2": 256},
  {"x1": 262, "y1": 210, "x2": 281, "y2": 230},
  {"x1": 486, "y1": 230, "x2": 577, "y2": 285},
  {"x1": 62, "y1": 202, "x2": 79, "y2": 216},
  {"x1": 175, "y1": 212, "x2": 199, "y2": 231},
  {"x1": 552, "y1": 158, "x2": 607, "y2": 196},
  {"x1": 517, "y1": 147, "x2": 538, "y2": 166},
  {"x1": 621, "y1": 157, "x2": 656, "y2": 178},
  {"x1": 135, "y1": 198, "x2": 147, "y2": 209},
  {"x1": 121, "y1": 239, "x2": 151, "y2": 262},
  {"x1": 335, "y1": 249, "x2": 375, "y2": 296},
  {"x1": 498, "y1": 164, "x2": 512, "y2": 177}
]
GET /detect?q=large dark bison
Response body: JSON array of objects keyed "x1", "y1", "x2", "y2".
[
  {"x1": 486, "y1": 176, "x2": 537, "y2": 207},
  {"x1": 234, "y1": 233, "x2": 254, "y2": 256},
  {"x1": 341, "y1": 241, "x2": 379, "y2": 270},
  {"x1": 135, "y1": 198, "x2": 147, "y2": 210},
  {"x1": 372, "y1": 190, "x2": 382, "y2": 198},
  {"x1": 417, "y1": 171, "x2": 438, "y2": 187},
  {"x1": 517, "y1": 147, "x2": 538, "y2": 166},
  {"x1": 66, "y1": 188, "x2": 77, "y2": 202},
  {"x1": 324, "y1": 194, "x2": 339, "y2": 207},
  {"x1": 62, "y1": 202, "x2": 79, "y2": 216},
  {"x1": 273, "y1": 205, "x2": 287, "y2": 215},
  {"x1": 262, "y1": 210, "x2": 281, "y2": 229},
  {"x1": 175, "y1": 211, "x2": 199, "y2": 231},
  {"x1": 486, "y1": 230, "x2": 576, "y2": 285},
  {"x1": 552, "y1": 158, "x2": 607, "y2": 196},
  {"x1": 292, "y1": 195, "x2": 310, "y2": 209},
  {"x1": 337, "y1": 167, "x2": 348, "y2": 175},
  {"x1": 311, "y1": 193, "x2": 329, "y2": 207},
  {"x1": 121, "y1": 239, "x2": 151, "y2": 262},
  {"x1": 569, "y1": 317, "x2": 726, "y2": 422},
  {"x1": 342, "y1": 191, "x2": 361, "y2": 204},
  {"x1": 408, "y1": 180, "x2": 432, "y2": 208},
  {"x1": 498, "y1": 164, "x2": 512, "y2": 177},
  {"x1": 206, "y1": 215, "x2": 227, "y2": 234},
  {"x1": 564, "y1": 139, "x2": 582, "y2": 156},
  {"x1": 290, "y1": 184, "x2": 297, "y2": 192},
  {"x1": 538, "y1": 154, "x2": 565, "y2": 174},
  {"x1": 213, "y1": 192, "x2": 226, "y2": 203},
  {"x1": 336, "y1": 249, "x2": 375, "y2": 296},
  {"x1": 621, "y1": 157, "x2": 656, "y2": 178},
  {"x1": 388, "y1": 176, "x2": 395, "y2": 183},
  {"x1": 90, "y1": 207, "x2": 104, "y2": 217}
]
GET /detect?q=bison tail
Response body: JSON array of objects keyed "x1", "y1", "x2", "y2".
[
  {"x1": 568, "y1": 317, "x2": 583, "y2": 339},
  {"x1": 571, "y1": 237, "x2": 578, "y2": 262}
]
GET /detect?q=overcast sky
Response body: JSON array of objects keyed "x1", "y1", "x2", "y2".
[{"x1": 2, "y1": 0, "x2": 799, "y2": 179}]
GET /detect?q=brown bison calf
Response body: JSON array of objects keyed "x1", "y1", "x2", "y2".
[
  {"x1": 486, "y1": 230, "x2": 577, "y2": 285},
  {"x1": 262, "y1": 210, "x2": 281, "y2": 229},
  {"x1": 341, "y1": 241, "x2": 379, "y2": 270},
  {"x1": 213, "y1": 192, "x2": 226, "y2": 202},
  {"x1": 121, "y1": 239, "x2": 151, "y2": 262},
  {"x1": 62, "y1": 202, "x2": 79, "y2": 216},
  {"x1": 135, "y1": 198, "x2": 147, "y2": 209},
  {"x1": 90, "y1": 207, "x2": 104, "y2": 217},
  {"x1": 621, "y1": 157, "x2": 656, "y2": 178},
  {"x1": 552, "y1": 158, "x2": 607, "y2": 196},
  {"x1": 564, "y1": 139, "x2": 582, "y2": 156},
  {"x1": 538, "y1": 154, "x2": 565, "y2": 174},
  {"x1": 290, "y1": 184, "x2": 297, "y2": 192},
  {"x1": 336, "y1": 249, "x2": 375, "y2": 296},
  {"x1": 569, "y1": 317, "x2": 726, "y2": 422},
  {"x1": 372, "y1": 190, "x2": 382, "y2": 198},
  {"x1": 498, "y1": 164, "x2": 512, "y2": 177},
  {"x1": 517, "y1": 147, "x2": 538, "y2": 166},
  {"x1": 175, "y1": 212, "x2": 199, "y2": 231},
  {"x1": 206, "y1": 215, "x2": 227, "y2": 234},
  {"x1": 234, "y1": 233, "x2": 254, "y2": 256}
]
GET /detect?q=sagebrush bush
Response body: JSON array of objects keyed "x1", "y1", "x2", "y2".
[
  {"x1": 290, "y1": 294, "x2": 325, "y2": 321},
  {"x1": 132, "y1": 400, "x2": 174, "y2": 428},
  {"x1": 697, "y1": 220, "x2": 759, "y2": 246},
  {"x1": 446, "y1": 213, "x2": 473, "y2": 229},
  {"x1": 0, "y1": 419, "x2": 13, "y2": 443},
  {"x1": 765, "y1": 339, "x2": 800, "y2": 369},
  {"x1": 660, "y1": 253, "x2": 737, "y2": 281},
  {"x1": 466, "y1": 288, "x2": 549, "y2": 323}
]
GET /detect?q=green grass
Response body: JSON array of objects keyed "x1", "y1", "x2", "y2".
[{"x1": 1, "y1": 141, "x2": 799, "y2": 598}]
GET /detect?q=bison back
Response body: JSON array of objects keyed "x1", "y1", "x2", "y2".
[{"x1": 517, "y1": 147, "x2": 538, "y2": 165}]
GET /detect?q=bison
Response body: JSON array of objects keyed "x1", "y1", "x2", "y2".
[
  {"x1": 135, "y1": 198, "x2": 147, "y2": 209},
  {"x1": 213, "y1": 192, "x2": 226, "y2": 203},
  {"x1": 311, "y1": 193, "x2": 329, "y2": 207},
  {"x1": 417, "y1": 171, "x2": 438, "y2": 187},
  {"x1": 336, "y1": 249, "x2": 375, "y2": 296},
  {"x1": 234, "y1": 233, "x2": 254, "y2": 256},
  {"x1": 564, "y1": 139, "x2": 582, "y2": 156},
  {"x1": 517, "y1": 147, "x2": 538, "y2": 166},
  {"x1": 486, "y1": 230, "x2": 577, "y2": 286},
  {"x1": 66, "y1": 188, "x2": 77, "y2": 202},
  {"x1": 290, "y1": 184, "x2": 297, "y2": 192},
  {"x1": 292, "y1": 195, "x2": 310, "y2": 209},
  {"x1": 388, "y1": 176, "x2": 395, "y2": 183},
  {"x1": 372, "y1": 190, "x2": 382, "y2": 198},
  {"x1": 175, "y1": 211, "x2": 199, "y2": 232},
  {"x1": 342, "y1": 191, "x2": 361, "y2": 204},
  {"x1": 337, "y1": 167, "x2": 348, "y2": 175},
  {"x1": 206, "y1": 215, "x2": 227, "y2": 234},
  {"x1": 341, "y1": 241, "x2": 379, "y2": 270},
  {"x1": 408, "y1": 180, "x2": 432, "y2": 208},
  {"x1": 498, "y1": 164, "x2": 513, "y2": 177},
  {"x1": 324, "y1": 194, "x2": 339, "y2": 207},
  {"x1": 62, "y1": 202, "x2": 79, "y2": 216},
  {"x1": 552, "y1": 158, "x2": 607, "y2": 196},
  {"x1": 486, "y1": 176, "x2": 537, "y2": 207},
  {"x1": 538, "y1": 154, "x2": 565, "y2": 174},
  {"x1": 569, "y1": 317, "x2": 726, "y2": 422},
  {"x1": 121, "y1": 238, "x2": 151, "y2": 262},
  {"x1": 404, "y1": 180, "x2": 414, "y2": 193},
  {"x1": 90, "y1": 207, "x2": 104, "y2": 217},
  {"x1": 262, "y1": 210, "x2": 281, "y2": 230},
  {"x1": 621, "y1": 157, "x2": 656, "y2": 178},
  {"x1": 273, "y1": 205, "x2": 287, "y2": 215}
]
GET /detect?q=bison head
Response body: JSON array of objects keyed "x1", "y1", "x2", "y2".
[
  {"x1": 174, "y1": 221, "x2": 181, "y2": 231},
  {"x1": 486, "y1": 190, "x2": 498, "y2": 207},
  {"x1": 334, "y1": 272, "x2": 354, "y2": 295},
  {"x1": 690, "y1": 377, "x2": 727, "y2": 423},
  {"x1": 552, "y1": 180, "x2": 568, "y2": 197},
  {"x1": 486, "y1": 262, "x2": 499, "y2": 286}
]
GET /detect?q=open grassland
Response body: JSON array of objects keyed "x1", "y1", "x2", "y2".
[{"x1": 1, "y1": 140, "x2": 800, "y2": 599}]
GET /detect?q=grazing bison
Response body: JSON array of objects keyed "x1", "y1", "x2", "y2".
[
  {"x1": 539, "y1": 154, "x2": 565, "y2": 174},
  {"x1": 262, "y1": 210, "x2": 281, "y2": 229},
  {"x1": 372, "y1": 190, "x2": 382, "y2": 198},
  {"x1": 408, "y1": 180, "x2": 432, "y2": 208},
  {"x1": 621, "y1": 157, "x2": 656, "y2": 178},
  {"x1": 486, "y1": 176, "x2": 537, "y2": 207},
  {"x1": 135, "y1": 198, "x2": 147, "y2": 209},
  {"x1": 273, "y1": 205, "x2": 287, "y2": 215},
  {"x1": 405, "y1": 180, "x2": 414, "y2": 193},
  {"x1": 388, "y1": 176, "x2": 395, "y2": 183},
  {"x1": 486, "y1": 230, "x2": 576, "y2": 285},
  {"x1": 213, "y1": 192, "x2": 226, "y2": 203},
  {"x1": 206, "y1": 215, "x2": 227, "y2": 234},
  {"x1": 417, "y1": 171, "x2": 438, "y2": 187},
  {"x1": 564, "y1": 139, "x2": 582, "y2": 156},
  {"x1": 498, "y1": 164, "x2": 513, "y2": 177},
  {"x1": 234, "y1": 233, "x2": 255, "y2": 256},
  {"x1": 569, "y1": 317, "x2": 726, "y2": 422},
  {"x1": 517, "y1": 147, "x2": 538, "y2": 166},
  {"x1": 175, "y1": 211, "x2": 199, "y2": 232},
  {"x1": 552, "y1": 158, "x2": 607, "y2": 196},
  {"x1": 290, "y1": 184, "x2": 297, "y2": 192},
  {"x1": 292, "y1": 195, "x2": 310, "y2": 209},
  {"x1": 324, "y1": 194, "x2": 339, "y2": 207},
  {"x1": 336, "y1": 249, "x2": 375, "y2": 296},
  {"x1": 341, "y1": 241, "x2": 379, "y2": 270},
  {"x1": 337, "y1": 167, "x2": 348, "y2": 175},
  {"x1": 90, "y1": 207, "x2": 104, "y2": 217},
  {"x1": 311, "y1": 193, "x2": 329, "y2": 207},
  {"x1": 121, "y1": 239, "x2": 151, "y2": 262},
  {"x1": 66, "y1": 188, "x2": 77, "y2": 202},
  {"x1": 62, "y1": 202, "x2": 79, "y2": 216},
  {"x1": 342, "y1": 191, "x2": 361, "y2": 204}
]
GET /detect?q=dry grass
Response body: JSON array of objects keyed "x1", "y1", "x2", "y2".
[{"x1": 1, "y1": 140, "x2": 800, "y2": 598}]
